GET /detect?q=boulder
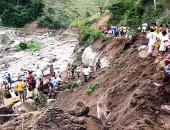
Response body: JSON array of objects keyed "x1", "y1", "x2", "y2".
[
  {"x1": 139, "y1": 50, "x2": 149, "y2": 58},
  {"x1": 34, "y1": 69, "x2": 43, "y2": 78},
  {"x1": 138, "y1": 45, "x2": 147, "y2": 51},
  {"x1": 11, "y1": 40, "x2": 20, "y2": 47},
  {"x1": 82, "y1": 47, "x2": 97, "y2": 66},
  {"x1": 68, "y1": 101, "x2": 89, "y2": 117},
  {"x1": 12, "y1": 98, "x2": 37, "y2": 114},
  {"x1": 37, "y1": 62, "x2": 51, "y2": 71},
  {"x1": 156, "y1": 60, "x2": 165, "y2": 71},
  {"x1": 82, "y1": 46, "x2": 109, "y2": 68},
  {"x1": 43, "y1": 68, "x2": 51, "y2": 76}
]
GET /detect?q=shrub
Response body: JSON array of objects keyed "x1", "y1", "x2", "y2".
[
  {"x1": 0, "y1": 34, "x2": 9, "y2": 44},
  {"x1": 14, "y1": 41, "x2": 41, "y2": 52},
  {"x1": 19, "y1": 42, "x2": 28, "y2": 50},
  {"x1": 86, "y1": 82, "x2": 100, "y2": 95},
  {"x1": 38, "y1": 12, "x2": 70, "y2": 29},
  {"x1": 64, "y1": 80, "x2": 79, "y2": 89},
  {"x1": 38, "y1": 15, "x2": 61, "y2": 29},
  {"x1": 72, "y1": 19, "x2": 103, "y2": 46},
  {"x1": 85, "y1": 11, "x2": 91, "y2": 17},
  {"x1": 32, "y1": 91, "x2": 45, "y2": 103}
]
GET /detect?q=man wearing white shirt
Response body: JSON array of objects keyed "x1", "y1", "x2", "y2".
[
  {"x1": 82, "y1": 66, "x2": 90, "y2": 83},
  {"x1": 146, "y1": 29, "x2": 159, "y2": 56},
  {"x1": 159, "y1": 31, "x2": 169, "y2": 58},
  {"x1": 142, "y1": 21, "x2": 148, "y2": 35}
]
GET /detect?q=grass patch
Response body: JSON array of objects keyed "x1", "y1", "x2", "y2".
[
  {"x1": 86, "y1": 82, "x2": 100, "y2": 95},
  {"x1": 64, "y1": 80, "x2": 79, "y2": 89},
  {"x1": 14, "y1": 41, "x2": 41, "y2": 52}
]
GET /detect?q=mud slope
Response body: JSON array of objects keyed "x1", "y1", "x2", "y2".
[
  {"x1": 1, "y1": 37, "x2": 170, "y2": 130},
  {"x1": 56, "y1": 37, "x2": 170, "y2": 130}
]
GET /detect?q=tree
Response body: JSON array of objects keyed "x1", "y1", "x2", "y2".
[{"x1": 92, "y1": 0, "x2": 108, "y2": 16}]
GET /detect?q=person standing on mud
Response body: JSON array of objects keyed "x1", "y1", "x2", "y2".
[
  {"x1": 6, "y1": 73, "x2": 12, "y2": 89},
  {"x1": 71, "y1": 65, "x2": 76, "y2": 78},
  {"x1": 83, "y1": 66, "x2": 90, "y2": 83},
  {"x1": 76, "y1": 64, "x2": 81, "y2": 79},
  {"x1": 141, "y1": 20, "x2": 148, "y2": 35},
  {"x1": 159, "y1": 31, "x2": 169, "y2": 58},
  {"x1": 66, "y1": 64, "x2": 71, "y2": 78},
  {"x1": 146, "y1": 29, "x2": 159, "y2": 56},
  {"x1": 16, "y1": 79, "x2": 25, "y2": 102},
  {"x1": 96, "y1": 59, "x2": 101, "y2": 71},
  {"x1": 48, "y1": 79, "x2": 54, "y2": 98},
  {"x1": 28, "y1": 71, "x2": 33, "y2": 89}
]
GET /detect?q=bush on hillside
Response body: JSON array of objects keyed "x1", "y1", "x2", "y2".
[
  {"x1": 38, "y1": 12, "x2": 70, "y2": 29},
  {"x1": 86, "y1": 82, "x2": 100, "y2": 95},
  {"x1": 71, "y1": 19, "x2": 103, "y2": 46},
  {"x1": 64, "y1": 81, "x2": 79, "y2": 89},
  {"x1": 38, "y1": 15, "x2": 61, "y2": 29}
]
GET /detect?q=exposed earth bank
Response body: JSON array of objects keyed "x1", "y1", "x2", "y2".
[{"x1": 0, "y1": 28, "x2": 170, "y2": 130}]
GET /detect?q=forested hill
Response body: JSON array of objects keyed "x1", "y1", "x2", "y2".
[
  {"x1": 0, "y1": 0, "x2": 99, "y2": 29},
  {"x1": 108, "y1": 0, "x2": 170, "y2": 28},
  {"x1": 0, "y1": 0, "x2": 44, "y2": 27},
  {"x1": 0, "y1": 0, "x2": 170, "y2": 29}
]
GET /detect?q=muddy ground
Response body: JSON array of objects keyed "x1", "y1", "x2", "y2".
[{"x1": 1, "y1": 36, "x2": 170, "y2": 130}]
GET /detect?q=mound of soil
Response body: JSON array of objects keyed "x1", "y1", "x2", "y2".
[{"x1": 54, "y1": 37, "x2": 170, "y2": 129}]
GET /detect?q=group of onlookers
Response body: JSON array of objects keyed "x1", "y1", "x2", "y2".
[
  {"x1": 3, "y1": 69, "x2": 63, "y2": 102},
  {"x1": 99, "y1": 25, "x2": 129, "y2": 37},
  {"x1": 66, "y1": 59, "x2": 102, "y2": 84},
  {"x1": 144, "y1": 21, "x2": 170, "y2": 86}
]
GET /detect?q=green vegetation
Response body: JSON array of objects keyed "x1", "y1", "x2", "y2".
[
  {"x1": 64, "y1": 80, "x2": 79, "y2": 89},
  {"x1": 38, "y1": 11, "x2": 70, "y2": 29},
  {"x1": 108, "y1": 0, "x2": 170, "y2": 28},
  {"x1": 0, "y1": 0, "x2": 44, "y2": 27},
  {"x1": 0, "y1": 34, "x2": 9, "y2": 43},
  {"x1": 14, "y1": 41, "x2": 41, "y2": 52},
  {"x1": 92, "y1": 0, "x2": 109, "y2": 16},
  {"x1": 40, "y1": 0, "x2": 101, "y2": 29},
  {"x1": 86, "y1": 82, "x2": 100, "y2": 95},
  {"x1": 32, "y1": 91, "x2": 45, "y2": 103},
  {"x1": 72, "y1": 19, "x2": 103, "y2": 46}
]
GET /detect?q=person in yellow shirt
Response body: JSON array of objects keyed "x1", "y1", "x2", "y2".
[
  {"x1": 123, "y1": 25, "x2": 127, "y2": 36},
  {"x1": 16, "y1": 79, "x2": 25, "y2": 102},
  {"x1": 153, "y1": 23, "x2": 159, "y2": 34}
]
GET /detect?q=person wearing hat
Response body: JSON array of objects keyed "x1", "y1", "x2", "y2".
[{"x1": 16, "y1": 78, "x2": 25, "y2": 102}]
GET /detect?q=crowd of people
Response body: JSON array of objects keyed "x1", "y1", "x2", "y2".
[
  {"x1": 3, "y1": 68, "x2": 63, "y2": 102},
  {"x1": 99, "y1": 25, "x2": 130, "y2": 37},
  {"x1": 2, "y1": 59, "x2": 102, "y2": 102},
  {"x1": 143, "y1": 21, "x2": 170, "y2": 87},
  {"x1": 66, "y1": 59, "x2": 101, "y2": 83}
]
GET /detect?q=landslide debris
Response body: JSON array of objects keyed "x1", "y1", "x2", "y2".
[{"x1": 54, "y1": 36, "x2": 170, "y2": 130}]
